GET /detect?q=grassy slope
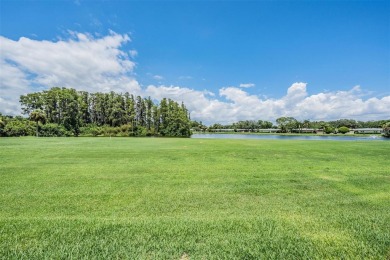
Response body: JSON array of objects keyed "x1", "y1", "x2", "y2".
[{"x1": 0, "y1": 137, "x2": 389, "y2": 259}]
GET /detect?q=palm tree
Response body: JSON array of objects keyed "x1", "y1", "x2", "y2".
[{"x1": 30, "y1": 109, "x2": 46, "y2": 137}]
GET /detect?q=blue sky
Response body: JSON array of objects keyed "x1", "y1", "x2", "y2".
[{"x1": 1, "y1": 0, "x2": 389, "y2": 123}]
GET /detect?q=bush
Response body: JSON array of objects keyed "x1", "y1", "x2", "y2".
[
  {"x1": 338, "y1": 126, "x2": 350, "y2": 134},
  {"x1": 324, "y1": 125, "x2": 335, "y2": 134},
  {"x1": 3, "y1": 120, "x2": 35, "y2": 137},
  {"x1": 133, "y1": 126, "x2": 147, "y2": 137},
  {"x1": 80, "y1": 125, "x2": 103, "y2": 136},
  {"x1": 40, "y1": 123, "x2": 70, "y2": 137},
  {"x1": 101, "y1": 125, "x2": 120, "y2": 136},
  {"x1": 120, "y1": 124, "x2": 131, "y2": 133},
  {"x1": 0, "y1": 121, "x2": 5, "y2": 137}
]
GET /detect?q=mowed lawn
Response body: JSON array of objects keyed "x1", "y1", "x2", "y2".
[{"x1": 0, "y1": 137, "x2": 389, "y2": 259}]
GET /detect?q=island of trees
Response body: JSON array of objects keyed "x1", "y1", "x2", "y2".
[
  {"x1": 0, "y1": 87, "x2": 389, "y2": 137},
  {"x1": 0, "y1": 87, "x2": 191, "y2": 137}
]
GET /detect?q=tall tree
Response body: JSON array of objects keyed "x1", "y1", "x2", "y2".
[
  {"x1": 135, "y1": 96, "x2": 145, "y2": 127},
  {"x1": 62, "y1": 89, "x2": 81, "y2": 136},
  {"x1": 152, "y1": 104, "x2": 160, "y2": 134},
  {"x1": 20, "y1": 92, "x2": 45, "y2": 115},
  {"x1": 126, "y1": 94, "x2": 136, "y2": 133},
  {"x1": 78, "y1": 91, "x2": 90, "y2": 126},
  {"x1": 159, "y1": 98, "x2": 168, "y2": 135},
  {"x1": 145, "y1": 97, "x2": 153, "y2": 133},
  {"x1": 20, "y1": 87, "x2": 192, "y2": 137}
]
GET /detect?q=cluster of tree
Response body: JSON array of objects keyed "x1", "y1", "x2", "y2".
[
  {"x1": 207, "y1": 120, "x2": 274, "y2": 131},
  {"x1": 2, "y1": 89, "x2": 389, "y2": 138},
  {"x1": 273, "y1": 117, "x2": 389, "y2": 134},
  {"x1": 0, "y1": 114, "x2": 72, "y2": 137},
  {"x1": 0, "y1": 115, "x2": 36, "y2": 137},
  {"x1": 0, "y1": 87, "x2": 192, "y2": 137},
  {"x1": 190, "y1": 120, "x2": 208, "y2": 132},
  {"x1": 191, "y1": 117, "x2": 390, "y2": 135}
]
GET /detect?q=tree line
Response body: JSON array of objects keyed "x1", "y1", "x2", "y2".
[
  {"x1": 0, "y1": 87, "x2": 191, "y2": 137},
  {"x1": 1, "y1": 88, "x2": 389, "y2": 137},
  {"x1": 192, "y1": 117, "x2": 390, "y2": 135}
]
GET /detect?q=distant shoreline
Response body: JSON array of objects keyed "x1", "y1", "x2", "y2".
[{"x1": 191, "y1": 131, "x2": 383, "y2": 138}]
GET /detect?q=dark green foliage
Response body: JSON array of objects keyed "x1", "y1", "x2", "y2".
[
  {"x1": 0, "y1": 116, "x2": 5, "y2": 137},
  {"x1": 324, "y1": 125, "x2": 335, "y2": 134},
  {"x1": 382, "y1": 122, "x2": 390, "y2": 138},
  {"x1": 39, "y1": 123, "x2": 70, "y2": 137},
  {"x1": 2, "y1": 119, "x2": 35, "y2": 137},
  {"x1": 79, "y1": 125, "x2": 103, "y2": 137},
  {"x1": 159, "y1": 100, "x2": 191, "y2": 137},
  {"x1": 19, "y1": 87, "x2": 191, "y2": 137},
  {"x1": 338, "y1": 126, "x2": 350, "y2": 134},
  {"x1": 329, "y1": 119, "x2": 358, "y2": 128}
]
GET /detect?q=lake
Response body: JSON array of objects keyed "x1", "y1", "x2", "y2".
[{"x1": 192, "y1": 133, "x2": 390, "y2": 141}]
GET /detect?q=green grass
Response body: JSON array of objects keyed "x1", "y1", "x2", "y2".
[{"x1": 0, "y1": 137, "x2": 389, "y2": 259}]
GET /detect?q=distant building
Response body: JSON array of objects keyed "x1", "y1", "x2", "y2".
[
  {"x1": 256, "y1": 129, "x2": 280, "y2": 133},
  {"x1": 208, "y1": 129, "x2": 235, "y2": 132},
  {"x1": 291, "y1": 128, "x2": 317, "y2": 133},
  {"x1": 353, "y1": 128, "x2": 383, "y2": 134}
]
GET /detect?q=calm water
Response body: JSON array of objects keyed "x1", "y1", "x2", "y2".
[{"x1": 192, "y1": 133, "x2": 390, "y2": 141}]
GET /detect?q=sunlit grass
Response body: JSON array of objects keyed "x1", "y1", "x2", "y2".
[{"x1": 0, "y1": 137, "x2": 389, "y2": 258}]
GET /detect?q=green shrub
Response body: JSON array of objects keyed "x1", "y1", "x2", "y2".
[
  {"x1": 0, "y1": 120, "x2": 5, "y2": 137},
  {"x1": 133, "y1": 126, "x2": 147, "y2": 137},
  {"x1": 120, "y1": 124, "x2": 131, "y2": 133},
  {"x1": 3, "y1": 120, "x2": 35, "y2": 137},
  {"x1": 101, "y1": 126, "x2": 120, "y2": 136},
  {"x1": 40, "y1": 123, "x2": 70, "y2": 137},
  {"x1": 324, "y1": 125, "x2": 335, "y2": 134},
  {"x1": 80, "y1": 125, "x2": 103, "y2": 137},
  {"x1": 338, "y1": 126, "x2": 350, "y2": 134}
]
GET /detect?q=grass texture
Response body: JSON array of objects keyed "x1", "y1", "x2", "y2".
[{"x1": 0, "y1": 137, "x2": 389, "y2": 259}]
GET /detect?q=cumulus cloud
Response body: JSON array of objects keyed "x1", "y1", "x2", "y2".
[
  {"x1": 239, "y1": 83, "x2": 255, "y2": 88},
  {"x1": 0, "y1": 31, "x2": 140, "y2": 115},
  {"x1": 1, "y1": 32, "x2": 389, "y2": 124},
  {"x1": 144, "y1": 83, "x2": 390, "y2": 124}
]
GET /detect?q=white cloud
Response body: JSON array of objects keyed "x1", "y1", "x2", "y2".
[
  {"x1": 145, "y1": 85, "x2": 231, "y2": 123},
  {"x1": 129, "y1": 50, "x2": 138, "y2": 58},
  {"x1": 239, "y1": 83, "x2": 255, "y2": 88},
  {"x1": 144, "y1": 83, "x2": 390, "y2": 125},
  {"x1": 1, "y1": 32, "x2": 389, "y2": 124},
  {"x1": 0, "y1": 32, "x2": 140, "y2": 115},
  {"x1": 153, "y1": 75, "x2": 164, "y2": 80}
]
